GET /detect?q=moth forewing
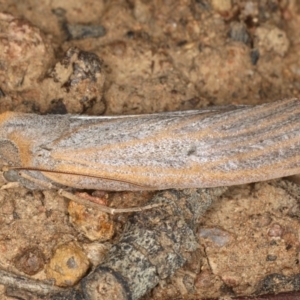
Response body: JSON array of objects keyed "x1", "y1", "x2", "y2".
[
  {"x1": 31, "y1": 104, "x2": 246, "y2": 190},
  {"x1": 0, "y1": 98, "x2": 300, "y2": 190}
]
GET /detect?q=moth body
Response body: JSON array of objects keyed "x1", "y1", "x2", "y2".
[{"x1": 0, "y1": 98, "x2": 299, "y2": 190}]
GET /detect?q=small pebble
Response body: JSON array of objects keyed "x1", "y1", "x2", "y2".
[
  {"x1": 49, "y1": 47, "x2": 105, "y2": 114},
  {"x1": 254, "y1": 25, "x2": 290, "y2": 56},
  {"x1": 250, "y1": 49, "x2": 260, "y2": 65},
  {"x1": 266, "y1": 254, "x2": 277, "y2": 261},
  {"x1": 268, "y1": 223, "x2": 284, "y2": 238},
  {"x1": 82, "y1": 242, "x2": 111, "y2": 266},
  {"x1": 229, "y1": 22, "x2": 250, "y2": 45},
  {"x1": 211, "y1": 0, "x2": 232, "y2": 12},
  {"x1": 194, "y1": 270, "x2": 215, "y2": 289},
  {"x1": 65, "y1": 24, "x2": 106, "y2": 40},
  {"x1": 198, "y1": 227, "x2": 231, "y2": 247},
  {"x1": 14, "y1": 247, "x2": 45, "y2": 275},
  {"x1": 45, "y1": 242, "x2": 90, "y2": 287},
  {"x1": 68, "y1": 201, "x2": 115, "y2": 242}
]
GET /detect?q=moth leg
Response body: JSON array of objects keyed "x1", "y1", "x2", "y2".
[
  {"x1": 0, "y1": 166, "x2": 18, "y2": 189},
  {"x1": 15, "y1": 171, "x2": 55, "y2": 189},
  {"x1": 0, "y1": 182, "x2": 21, "y2": 190},
  {"x1": 0, "y1": 168, "x2": 55, "y2": 190},
  {"x1": 1, "y1": 167, "x2": 56, "y2": 190},
  {"x1": 75, "y1": 191, "x2": 108, "y2": 206},
  {"x1": 2, "y1": 168, "x2": 162, "y2": 213},
  {"x1": 58, "y1": 189, "x2": 162, "y2": 215}
]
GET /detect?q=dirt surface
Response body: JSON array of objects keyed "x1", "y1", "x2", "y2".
[{"x1": 0, "y1": 0, "x2": 300, "y2": 299}]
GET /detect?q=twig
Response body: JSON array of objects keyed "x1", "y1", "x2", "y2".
[
  {"x1": 0, "y1": 268, "x2": 63, "y2": 295},
  {"x1": 1, "y1": 187, "x2": 227, "y2": 300}
]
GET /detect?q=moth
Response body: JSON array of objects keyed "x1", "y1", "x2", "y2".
[{"x1": 0, "y1": 97, "x2": 299, "y2": 191}]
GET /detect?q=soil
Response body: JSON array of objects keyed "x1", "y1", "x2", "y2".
[{"x1": 0, "y1": 0, "x2": 300, "y2": 299}]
